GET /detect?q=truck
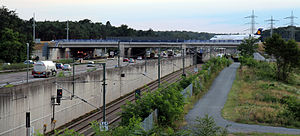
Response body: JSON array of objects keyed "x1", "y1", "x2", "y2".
[{"x1": 32, "y1": 61, "x2": 57, "y2": 78}]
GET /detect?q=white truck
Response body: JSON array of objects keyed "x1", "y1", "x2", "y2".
[{"x1": 32, "y1": 61, "x2": 57, "y2": 78}]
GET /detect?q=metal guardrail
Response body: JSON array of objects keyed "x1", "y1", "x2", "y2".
[{"x1": 55, "y1": 39, "x2": 242, "y2": 44}]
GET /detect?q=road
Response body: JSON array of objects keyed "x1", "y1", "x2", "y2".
[
  {"x1": 185, "y1": 63, "x2": 300, "y2": 134},
  {"x1": 0, "y1": 59, "x2": 145, "y2": 88}
]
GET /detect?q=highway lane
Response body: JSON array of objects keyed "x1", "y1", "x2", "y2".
[{"x1": 0, "y1": 59, "x2": 145, "y2": 88}]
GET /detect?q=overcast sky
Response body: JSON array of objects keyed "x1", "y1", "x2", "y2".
[{"x1": 2, "y1": 0, "x2": 300, "y2": 33}]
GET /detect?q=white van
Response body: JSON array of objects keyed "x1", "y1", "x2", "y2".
[{"x1": 32, "y1": 61, "x2": 57, "y2": 78}]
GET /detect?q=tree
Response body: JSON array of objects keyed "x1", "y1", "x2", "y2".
[
  {"x1": 237, "y1": 37, "x2": 258, "y2": 57},
  {"x1": 0, "y1": 28, "x2": 26, "y2": 62},
  {"x1": 264, "y1": 34, "x2": 300, "y2": 81}
]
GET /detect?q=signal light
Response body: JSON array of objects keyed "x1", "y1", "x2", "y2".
[{"x1": 57, "y1": 88, "x2": 62, "y2": 104}]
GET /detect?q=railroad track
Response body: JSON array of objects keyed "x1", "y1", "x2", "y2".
[{"x1": 55, "y1": 64, "x2": 202, "y2": 136}]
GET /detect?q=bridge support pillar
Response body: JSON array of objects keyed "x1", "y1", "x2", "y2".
[
  {"x1": 127, "y1": 48, "x2": 132, "y2": 58},
  {"x1": 119, "y1": 44, "x2": 125, "y2": 59},
  {"x1": 65, "y1": 48, "x2": 70, "y2": 59}
]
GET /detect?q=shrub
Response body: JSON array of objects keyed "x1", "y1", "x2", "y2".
[
  {"x1": 2, "y1": 63, "x2": 33, "y2": 70},
  {"x1": 190, "y1": 115, "x2": 228, "y2": 136}
]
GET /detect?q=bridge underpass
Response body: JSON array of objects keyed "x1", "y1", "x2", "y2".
[{"x1": 46, "y1": 39, "x2": 241, "y2": 61}]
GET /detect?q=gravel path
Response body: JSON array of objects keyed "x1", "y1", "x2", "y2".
[{"x1": 185, "y1": 63, "x2": 300, "y2": 135}]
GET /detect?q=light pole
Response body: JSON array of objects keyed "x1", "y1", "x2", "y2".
[{"x1": 26, "y1": 43, "x2": 29, "y2": 84}]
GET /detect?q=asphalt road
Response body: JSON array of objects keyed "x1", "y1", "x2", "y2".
[
  {"x1": 0, "y1": 59, "x2": 145, "y2": 87},
  {"x1": 185, "y1": 63, "x2": 300, "y2": 134}
]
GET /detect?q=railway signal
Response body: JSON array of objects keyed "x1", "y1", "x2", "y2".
[{"x1": 57, "y1": 88, "x2": 62, "y2": 104}]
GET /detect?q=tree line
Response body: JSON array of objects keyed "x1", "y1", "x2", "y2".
[{"x1": 261, "y1": 26, "x2": 300, "y2": 42}]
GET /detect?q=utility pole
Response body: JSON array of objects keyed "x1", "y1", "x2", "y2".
[
  {"x1": 118, "y1": 41, "x2": 120, "y2": 68},
  {"x1": 285, "y1": 11, "x2": 298, "y2": 40},
  {"x1": 72, "y1": 57, "x2": 75, "y2": 98},
  {"x1": 245, "y1": 10, "x2": 257, "y2": 35},
  {"x1": 26, "y1": 43, "x2": 29, "y2": 84},
  {"x1": 158, "y1": 48, "x2": 161, "y2": 87},
  {"x1": 144, "y1": 50, "x2": 147, "y2": 73},
  {"x1": 182, "y1": 48, "x2": 186, "y2": 77},
  {"x1": 32, "y1": 13, "x2": 35, "y2": 42},
  {"x1": 26, "y1": 112, "x2": 30, "y2": 136},
  {"x1": 102, "y1": 63, "x2": 107, "y2": 122},
  {"x1": 265, "y1": 16, "x2": 278, "y2": 37},
  {"x1": 66, "y1": 20, "x2": 69, "y2": 41}
]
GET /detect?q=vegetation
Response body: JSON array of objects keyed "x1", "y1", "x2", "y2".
[
  {"x1": 222, "y1": 57, "x2": 300, "y2": 128},
  {"x1": 190, "y1": 115, "x2": 228, "y2": 136},
  {"x1": 261, "y1": 26, "x2": 300, "y2": 42},
  {"x1": 237, "y1": 37, "x2": 258, "y2": 57},
  {"x1": 0, "y1": 63, "x2": 33, "y2": 71},
  {"x1": 264, "y1": 34, "x2": 300, "y2": 81},
  {"x1": 0, "y1": 6, "x2": 33, "y2": 63},
  {"x1": 55, "y1": 59, "x2": 74, "y2": 64}
]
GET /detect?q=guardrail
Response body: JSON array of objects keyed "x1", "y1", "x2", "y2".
[{"x1": 55, "y1": 39, "x2": 242, "y2": 44}]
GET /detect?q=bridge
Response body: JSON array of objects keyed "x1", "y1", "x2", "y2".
[{"x1": 45, "y1": 39, "x2": 242, "y2": 60}]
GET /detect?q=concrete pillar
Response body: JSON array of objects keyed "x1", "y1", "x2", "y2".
[
  {"x1": 127, "y1": 48, "x2": 132, "y2": 58},
  {"x1": 119, "y1": 44, "x2": 125, "y2": 58},
  {"x1": 65, "y1": 48, "x2": 70, "y2": 59}
]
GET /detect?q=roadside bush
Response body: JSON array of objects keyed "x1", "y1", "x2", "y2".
[
  {"x1": 55, "y1": 59, "x2": 73, "y2": 64},
  {"x1": 1, "y1": 63, "x2": 33, "y2": 70}
]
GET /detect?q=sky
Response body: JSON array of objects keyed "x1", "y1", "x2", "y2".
[{"x1": 2, "y1": 0, "x2": 300, "y2": 34}]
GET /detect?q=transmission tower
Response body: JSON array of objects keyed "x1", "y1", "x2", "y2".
[
  {"x1": 245, "y1": 10, "x2": 258, "y2": 35},
  {"x1": 284, "y1": 11, "x2": 298, "y2": 40},
  {"x1": 265, "y1": 16, "x2": 278, "y2": 37}
]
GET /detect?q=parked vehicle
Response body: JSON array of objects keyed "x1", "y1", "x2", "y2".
[
  {"x1": 137, "y1": 56, "x2": 142, "y2": 60},
  {"x1": 129, "y1": 58, "x2": 135, "y2": 63},
  {"x1": 87, "y1": 61, "x2": 96, "y2": 67},
  {"x1": 62, "y1": 64, "x2": 72, "y2": 71},
  {"x1": 56, "y1": 63, "x2": 63, "y2": 69},
  {"x1": 32, "y1": 61, "x2": 57, "y2": 78},
  {"x1": 24, "y1": 60, "x2": 34, "y2": 64},
  {"x1": 123, "y1": 58, "x2": 129, "y2": 62}
]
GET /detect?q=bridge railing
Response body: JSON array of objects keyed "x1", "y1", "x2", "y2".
[{"x1": 55, "y1": 39, "x2": 242, "y2": 44}]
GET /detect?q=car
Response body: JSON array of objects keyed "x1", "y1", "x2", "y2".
[
  {"x1": 87, "y1": 61, "x2": 96, "y2": 67},
  {"x1": 129, "y1": 58, "x2": 135, "y2": 63},
  {"x1": 62, "y1": 64, "x2": 72, "y2": 71},
  {"x1": 24, "y1": 60, "x2": 34, "y2": 64},
  {"x1": 137, "y1": 56, "x2": 142, "y2": 60},
  {"x1": 123, "y1": 58, "x2": 129, "y2": 62},
  {"x1": 56, "y1": 63, "x2": 63, "y2": 69}
]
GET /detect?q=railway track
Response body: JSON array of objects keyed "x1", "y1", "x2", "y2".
[{"x1": 55, "y1": 64, "x2": 202, "y2": 136}]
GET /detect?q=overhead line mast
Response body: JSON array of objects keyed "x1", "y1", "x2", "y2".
[
  {"x1": 284, "y1": 11, "x2": 298, "y2": 40},
  {"x1": 245, "y1": 10, "x2": 258, "y2": 35},
  {"x1": 265, "y1": 16, "x2": 278, "y2": 37}
]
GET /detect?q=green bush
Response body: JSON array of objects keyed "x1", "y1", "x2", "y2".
[
  {"x1": 280, "y1": 96, "x2": 300, "y2": 122},
  {"x1": 190, "y1": 115, "x2": 228, "y2": 136},
  {"x1": 55, "y1": 59, "x2": 73, "y2": 64},
  {"x1": 1, "y1": 63, "x2": 33, "y2": 70}
]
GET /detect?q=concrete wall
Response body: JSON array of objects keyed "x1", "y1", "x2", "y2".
[{"x1": 0, "y1": 57, "x2": 192, "y2": 136}]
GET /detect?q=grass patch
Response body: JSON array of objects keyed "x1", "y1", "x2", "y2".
[{"x1": 222, "y1": 65, "x2": 300, "y2": 128}]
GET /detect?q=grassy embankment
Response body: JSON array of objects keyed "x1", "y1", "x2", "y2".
[{"x1": 222, "y1": 61, "x2": 300, "y2": 129}]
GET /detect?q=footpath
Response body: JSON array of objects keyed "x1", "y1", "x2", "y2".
[{"x1": 185, "y1": 63, "x2": 300, "y2": 134}]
